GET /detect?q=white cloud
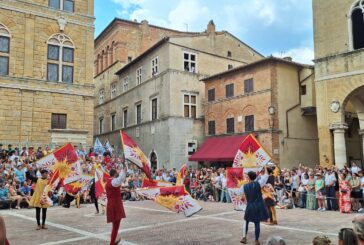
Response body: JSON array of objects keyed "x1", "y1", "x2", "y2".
[{"x1": 273, "y1": 47, "x2": 314, "y2": 64}]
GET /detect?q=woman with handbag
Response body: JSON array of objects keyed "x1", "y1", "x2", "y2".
[
  {"x1": 339, "y1": 172, "x2": 351, "y2": 213},
  {"x1": 350, "y1": 173, "x2": 361, "y2": 211}
]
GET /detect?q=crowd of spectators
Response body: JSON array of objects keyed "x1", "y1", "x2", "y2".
[{"x1": 1, "y1": 142, "x2": 364, "y2": 215}]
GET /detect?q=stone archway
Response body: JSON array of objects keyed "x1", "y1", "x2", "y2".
[{"x1": 331, "y1": 85, "x2": 364, "y2": 168}]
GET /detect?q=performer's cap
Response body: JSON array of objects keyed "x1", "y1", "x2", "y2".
[{"x1": 40, "y1": 169, "x2": 48, "y2": 174}]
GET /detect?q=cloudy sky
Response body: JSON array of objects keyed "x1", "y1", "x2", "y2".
[{"x1": 95, "y1": 0, "x2": 314, "y2": 64}]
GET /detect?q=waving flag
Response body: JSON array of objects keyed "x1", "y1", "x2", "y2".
[
  {"x1": 36, "y1": 143, "x2": 78, "y2": 206},
  {"x1": 120, "y1": 130, "x2": 152, "y2": 179},
  {"x1": 137, "y1": 185, "x2": 202, "y2": 217},
  {"x1": 233, "y1": 134, "x2": 272, "y2": 171},
  {"x1": 104, "y1": 139, "x2": 114, "y2": 153},
  {"x1": 95, "y1": 167, "x2": 109, "y2": 205},
  {"x1": 142, "y1": 178, "x2": 173, "y2": 188},
  {"x1": 226, "y1": 168, "x2": 248, "y2": 211},
  {"x1": 94, "y1": 138, "x2": 105, "y2": 155},
  {"x1": 176, "y1": 164, "x2": 187, "y2": 185}
]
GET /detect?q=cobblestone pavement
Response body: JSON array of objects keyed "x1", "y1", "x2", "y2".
[{"x1": 1, "y1": 200, "x2": 356, "y2": 245}]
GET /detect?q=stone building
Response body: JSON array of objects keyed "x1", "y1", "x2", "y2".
[
  {"x1": 94, "y1": 21, "x2": 263, "y2": 169},
  {"x1": 0, "y1": 0, "x2": 94, "y2": 147},
  {"x1": 190, "y1": 57, "x2": 319, "y2": 168},
  {"x1": 313, "y1": 0, "x2": 364, "y2": 168}
]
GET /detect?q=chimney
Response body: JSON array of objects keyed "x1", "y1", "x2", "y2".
[{"x1": 207, "y1": 20, "x2": 215, "y2": 34}]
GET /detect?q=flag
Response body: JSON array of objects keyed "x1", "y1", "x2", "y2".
[
  {"x1": 233, "y1": 134, "x2": 272, "y2": 171},
  {"x1": 136, "y1": 187, "x2": 161, "y2": 199},
  {"x1": 176, "y1": 164, "x2": 187, "y2": 186},
  {"x1": 120, "y1": 130, "x2": 152, "y2": 179},
  {"x1": 36, "y1": 143, "x2": 79, "y2": 206},
  {"x1": 95, "y1": 167, "x2": 109, "y2": 205},
  {"x1": 104, "y1": 139, "x2": 114, "y2": 153},
  {"x1": 141, "y1": 178, "x2": 173, "y2": 188},
  {"x1": 94, "y1": 138, "x2": 105, "y2": 155},
  {"x1": 64, "y1": 174, "x2": 93, "y2": 195},
  {"x1": 226, "y1": 168, "x2": 248, "y2": 211},
  {"x1": 155, "y1": 186, "x2": 202, "y2": 217}
]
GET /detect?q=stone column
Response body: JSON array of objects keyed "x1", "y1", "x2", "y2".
[
  {"x1": 359, "y1": 129, "x2": 364, "y2": 165},
  {"x1": 330, "y1": 123, "x2": 348, "y2": 169}
]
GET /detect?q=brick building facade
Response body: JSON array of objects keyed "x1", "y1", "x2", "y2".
[
  {"x1": 0, "y1": 0, "x2": 94, "y2": 147},
  {"x1": 198, "y1": 57, "x2": 319, "y2": 168}
]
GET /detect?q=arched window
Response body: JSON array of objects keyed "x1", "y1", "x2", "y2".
[
  {"x1": 96, "y1": 54, "x2": 101, "y2": 74},
  {"x1": 351, "y1": 1, "x2": 364, "y2": 50},
  {"x1": 100, "y1": 50, "x2": 104, "y2": 72},
  {"x1": 0, "y1": 23, "x2": 11, "y2": 76},
  {"x1": 47, "y1": 33, "x2": 75, "y2": 83},
  {"x1": 105, "y1": 46, "x2": 109, "y2": 68}
]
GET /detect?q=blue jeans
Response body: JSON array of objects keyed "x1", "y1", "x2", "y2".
[{"x1": 220, "y1": 188, "x2": 231, "y2": 203}]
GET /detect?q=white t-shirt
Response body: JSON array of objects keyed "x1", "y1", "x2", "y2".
[{"x1": 352, "y1": 166, "x2": 360, "y2": 174}]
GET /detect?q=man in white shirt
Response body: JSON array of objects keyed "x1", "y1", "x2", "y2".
[
  {"x1": 352, "y1": 162, "x2": 361, "y2": 175},
  {"x1": 324, "y1": 169, "x2": 337, "y2": 211}
]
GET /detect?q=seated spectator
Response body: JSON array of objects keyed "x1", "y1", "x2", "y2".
[
  {"x1": 20, "y1": 181, "x2": 32, "y2": 203},
  {"x1": 276, "y1": 191, "x2": 293, "y2": 209},
  {"x1": 353, "y1": 215, "x2": 364, "y2": 245},
  {"x1": 266, "y1": 236, "x2": 286, "y2": 245},
  {"x1": 338, "y1": 228, "x2": 358, "y2": 245},
  {"x1": 0, "y1": 181, "x2": 9, "y2": 202},
  {"x1": 312, "y1": 235, "x2": 332, "y2": 245},
  {"x1": 8, "y1": 181, "x2": 26, "y2": 209}
]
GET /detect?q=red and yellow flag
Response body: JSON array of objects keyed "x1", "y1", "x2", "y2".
[
  {"x1": 176, "y1": 164, "x2": 187, "y2": 186},
  {"x1": 120, "y1": 130, "x2": 152, "y2": 179},
  {"x1": 226, "y1": 168, "x2": 248, "y2": 211}
]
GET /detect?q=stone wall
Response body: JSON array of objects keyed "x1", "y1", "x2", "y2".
[{"x1": 0, "y1": 1, "x2": 94, "y2": 147}]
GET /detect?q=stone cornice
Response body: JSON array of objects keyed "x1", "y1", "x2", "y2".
[
  {"x1": 49, "y1": 129, "x2": 89, "y2": 134},
  {"x1": 329, "y1": 123, "x2": 348, "y2": 130}
]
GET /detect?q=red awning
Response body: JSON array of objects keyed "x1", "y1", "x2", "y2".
[{"x1": 189, "y1": 135, "x2": 245, "y2": 162}]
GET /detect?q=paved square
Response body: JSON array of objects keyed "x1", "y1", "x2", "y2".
[{"x1": 1, "y1": 201, "x2": 355, "y2": 244}]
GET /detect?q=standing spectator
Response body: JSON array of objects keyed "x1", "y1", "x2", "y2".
[
  {"x1": 291, "y1": 170, "x2": 300, "y2": 207},
  {"x1": 220, "y1": 172, "x2": 230, "y2": 203},
  {"x1": 325, "y1": 169, "x2": 337, "y2": 211},
  {"x1": 306, "y1": 173, "x2": 317, "y2": 210},
  {"x1": 339, "y1": 172, "x2": 351, "y2": 213},
  {"x1": 352, "y1": 162, "x2": 361, "y2": 175},
  {"x1": 351, "y1": 173, "x2": 362, "y2": 211},
  {"x1": 315, "y1": 173, "x2": 326, "y2": 211},
  {"x1": 299, "y1": 173, "x2": 309, "y2": 208}
]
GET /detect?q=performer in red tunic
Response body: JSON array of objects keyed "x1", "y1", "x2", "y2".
[{"x1": 106, "y1": 167, "x2": 126, "y2": 245}]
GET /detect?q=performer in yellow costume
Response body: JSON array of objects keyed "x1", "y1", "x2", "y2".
[{"x1": 29, "y1": 170, "x2": 51, "y2": 230}]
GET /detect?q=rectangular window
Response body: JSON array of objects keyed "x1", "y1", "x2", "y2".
[
  {"x1": 123, "y1": 109, "x2": 128, "y2": 128},
  {"x1": 99, "y1": 89, "x2": 104, "y2": 105},
  {"x1": 151, "y1": 57, "x2": 158, "y2": 76},
  {"x1": 111, "y1": 83, "x2": 117, "y2": 99},
  {"x1": 136, "y1": 104, "x2": 142, "y2": 125},
  {"x1": 49, "y1": 0, "x2": 60, "y2": 9},
  {"x1": 183, "y1": 52, "x2": 196, "y2": 73},
  {"x1": 226, "y1": 118, "x2": 235, "y2": 134},
  {"x1": 151, "y1": 98, "x2": 158, "y2": 120},
  {"x1": 136, "y1": 67, "x2": 142, "y2": 85},
  {"x1": 48, "y1": 45, "x2": 59, "y2": 61},
  {"x1": 123, "y1": 77, "x2": 129, "y2": 92},
  {"x1": 62, "y1": 65, "x2": 73, "y2": 83},
  {"x1": 62, "y1": 47, "x2": 74, "y2": 63},
  {"x1": 208, "y1": 88, "x2": 215, "y2": 102},
  {"x1": 301, "y1": 85, "x2": 307, "y2": 95},
  {"x1": 0, "y1": 57, "x2": 9, "y2": 76},
  {"x1": 111, "y1": 113, "x2": 116, "y2": 131},
  {"x1": 208, "y1": 121, "x2": 215, "y2": 135},
  {"x1": 228, "y1": 64, "x2": 233, "y2": 70},
  {"x1": 63, "y1": 0, "x2": 74, "y2": 12},
  {"x1": 245, "y1": 115, "x2": 254, "y2": 132},
  {"x1": 0, "y1": 36, "x2": 10, "y2": 53},
  {"x1": 183, "y1": 93, "x2": 197, "y2": 118},
  {"x1": 51, "y1": 113, "x2": 67, "y2": 129},
  {"x1": 227, "y1": 51, "x2": 232, "y2": 57},
  {"x1": 188, "y1": 141, "x2": 197, "y2": 156},
  {"x1": 244, "y1": 78, "x2": 253, "y2": 93},
  {"x1": 226, "y1": 83, "x2": 234, "y2": 98},
  {"x1": 128, "y1": 56, "x2": 132, "y2": 63},
  {"x1": 47, "y1": 63, "x2": 59, "y2": 82},
  {"x1": 99, "y1": 117, "x2": 104, "y2": 134}
]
